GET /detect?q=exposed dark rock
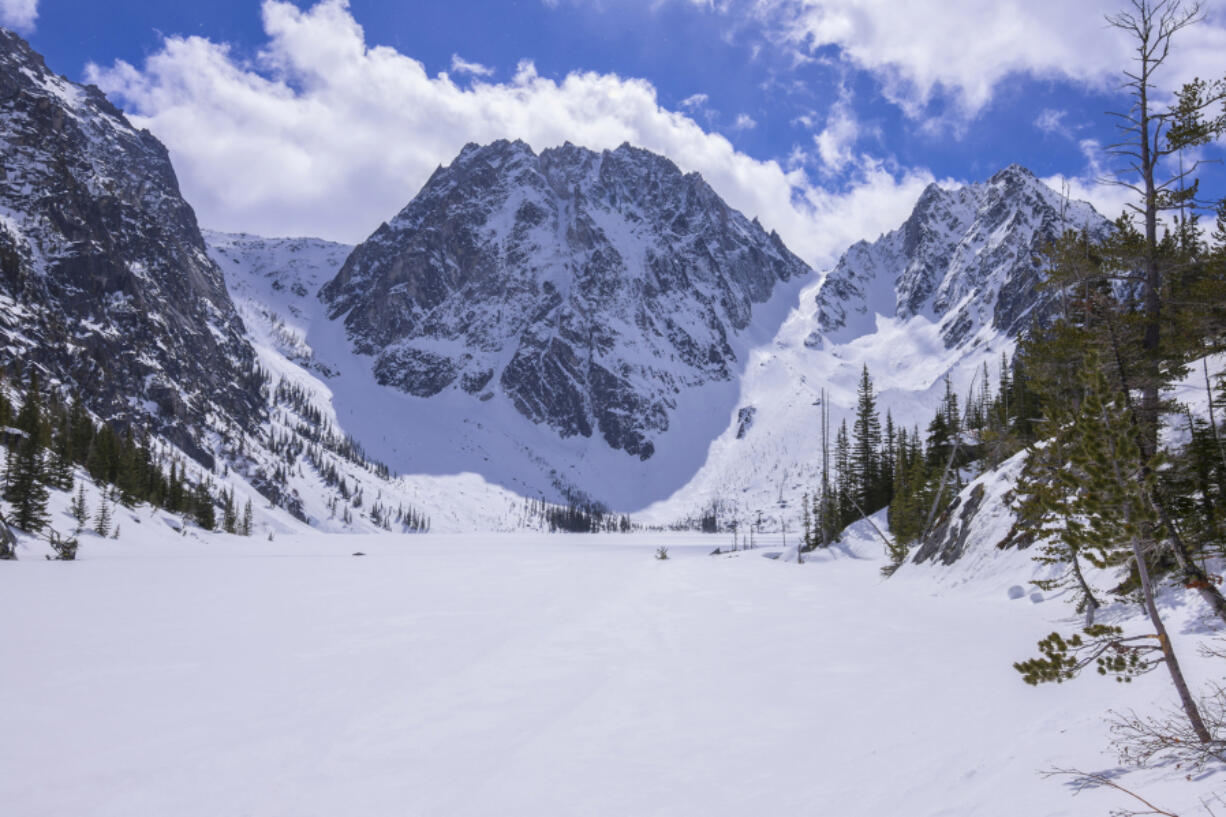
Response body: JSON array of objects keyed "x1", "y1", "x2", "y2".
[
  {"x1": 320, "y1": 139, "x2": 810, "y2": 457},
  {"x1": 816, "y1": 165, "x2": 1111, "y2": 349},
  {"x1": 912, "y1": 483, "x2": 987, "y2": 565},
  {"x1": 735, "y1": 406, "x2": 756, "y2": 439},
  {"x1": 0, "y1": 30, "x2": 261, "y2": 466}
]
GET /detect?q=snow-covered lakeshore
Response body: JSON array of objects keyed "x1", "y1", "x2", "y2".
[{"x1": 3, "y1": 524, "x2": 1221, "y2": 817}]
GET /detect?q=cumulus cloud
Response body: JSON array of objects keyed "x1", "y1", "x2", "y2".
[
  {"x1": 87, "y1": 0, "x2": 929, "y2": 268},
  {"x1": 735, "y1": 0, "x2": 1226, "y2": 118},
  {"x1": 0, "y1": 0, "x2": 37, "y2": 32}
]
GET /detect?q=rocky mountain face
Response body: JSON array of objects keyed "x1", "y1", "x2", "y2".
[
  {"x1": 0, "y1": 30, "x2": 260, "y2": 465},
  {"x1": 815, "y1": 165, "x2": 1110, "y2": 348},
  {"x1": 320, "y1": 139, "x2": 810, "y2": 460}
]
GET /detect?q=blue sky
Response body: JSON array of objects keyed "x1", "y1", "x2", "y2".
[{"x1": 6, "y1": 0, "x2": 1225, "y2": 266}]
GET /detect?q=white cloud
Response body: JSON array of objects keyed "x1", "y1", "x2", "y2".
[
  {"x1": 812, "y1": 86, "x2": 859, "y2": 172},
  {"x1": 679, "y1": 92, "x2": 709, "y2": 111},
  {"x1": 0, "y1": 0, "x2": 37, "y2": 32},
  {"x1": 742, "y1": 0, "x2": 1226, "y2": 118},
  {"x1": 731, "y1": 112, "x2": 756, "y2": 130},
  {"x1": 1034, "y1": 108, "x2": 1073, "y2": 139},
  {"x1": 450, "y1": 54, "x2": 494, "y2": 77},
  {"x1": 87, "y1": 0, "x2": 929, "y2": 269}
]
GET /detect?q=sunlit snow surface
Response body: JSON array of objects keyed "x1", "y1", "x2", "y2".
[{"x1": 2, "y1": 510, "x2": 1222, "y2": 817}]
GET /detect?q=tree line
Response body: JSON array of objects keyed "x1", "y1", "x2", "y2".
[{"x1": 1, "y1": 367, "x2": 245, "y2": 543}]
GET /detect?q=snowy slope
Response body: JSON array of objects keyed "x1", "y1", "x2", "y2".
[
  {"x1": 634, "y1": 278, "x2": 1012, "y2": 527},
  {"x1": 205, "y1": 231, "x2": 543, "y2": 532},
  {"x1": 208, "y1": 222, "x2": 810, "y2": 513},
  {"x1": 634, "y1": 167, "x2": 1110, "y2": 529}
]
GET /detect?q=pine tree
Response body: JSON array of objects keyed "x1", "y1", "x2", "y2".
[
  {"x1": 881, "y1": 411, "x2": 896, "y2": 508},
  {"x1": 925, "y1": 409, "x2": 951, "y2": 471},
  {"x1": 5, "y1": 374, "x2": 50, "y2": 533},
  {"x1": 1015, "y1": 357, "x2": 1214, "y2": 745},
  {"x1": 68, "y1": 395, "x2": 93, "y2": 462},
  {"x1": 833, "y1": 419, "x2": 853, "y2": 528},
  {"x1": 241, "y1": 498, "x2": 253, "y2": 537},
  {"x1": 851, "y1": 364, "x2": 883, "y2": 514},
  {"x1": 5, "y1": 430, "x2": 49, "y2": 532},
  {"x1": 94, "y1": 497, "x2": 111, "y2": 538},
  {"x1": 48, "y1": 415, "x2": 74, "y2": 492},
  {"x1": 166, "y1": 462, "x2": 184, "y2": 513},
  {"x1": 194, "y1": 483, "x2": 216, "y2": 531},
  {"x1": 222, "y1": 489, "x2": 237, "y2": 534},
  {"x1": 70, "y1": 483, "x2": 89, "y2": 529},
  {"x1": 13, "y1": 369, "x2": 44, "y2": 440}
]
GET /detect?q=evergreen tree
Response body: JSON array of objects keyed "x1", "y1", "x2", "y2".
[
  {"x1": 193, "y1": 483, "x2": 216, "y2": 531},
  {"x1": 925, "y1": 409, "x2": 952, "y2": 471},
  {"x1": 833, "y1": 419, "x2": 853, "y2": 527},
  {"x1": 222, "y1": 489, "x2": 237, "y2": 534},
  {"x1": 851, "y1": 364, "x2": 883, "y2": 514},
  {"x1": 5, "y1": 429, "x2": 49, "y2": 532},
  {"x1": 241, "y1": 498, "x2": 253, "y2": 537},
  {"x1": 70, "y1": 483, "x2": 89, "y2": 529},
  {"x1": 13, "y1": 369, "x2": 44, "y2": 440},
  {"x1": 94, "y1": 497, "x2": 111, "y2": 538},
  {"x1": 166, "y1": 462, "x2": 184, "y2": 513},
  {"x1": 1015, "y1": 357, "x2": 1215, "y2": 746},
  {"x1": 48, "y1": 414, "x2": 74, "y2": 491},
  {"x1": 880, "y1": 411, "x2": 896, "y2": 508},
  {"x1": 68, "y1": 395, "x2": 93, "y2": 461}
]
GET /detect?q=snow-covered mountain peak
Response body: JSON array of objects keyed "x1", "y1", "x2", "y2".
[
  {"x1": 816, "y1": 164, "x2": 1110, "y2": 349},
  {"x1": 320, "y1": 139, "x2": 811, "y2": 463}
]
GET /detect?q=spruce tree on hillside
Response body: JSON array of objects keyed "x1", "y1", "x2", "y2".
[
  {"x1": 70, "y1": 483, "x2": 88, "y2": 530},
  {"x1": 166, "y1": 462, "x2": 184, "y2": 513},
  {"x1": 48, "y1": 414, "x2": 74, "y2": 491},
  {"x1": 851, "y1": 364, "x2": 883, "y2": 514},
  {"x1": 93, "y1": 497, "x2": 111, "y2": 538},
  {"x1": 1100, "y1": 0, "x2": 1226, "y2": 458},
  {"x1": 1015, "y1": 359, "x2": 1215, "y2": 746},
  {"x1": 5, "y1": 429, "x2": 49, "y2": 532},
  {"x1": 833, "y1": 419, "x2": 853, "y2": 527},
  {"x1": 13, "y1": 370, "x2": 44, "y2": 442},
  {"x1": 193, "y1": 483, "x2": 216, "y2": 531},
  {"x1": 222, "y1": 489, "x2": 237, "y2": 534}
]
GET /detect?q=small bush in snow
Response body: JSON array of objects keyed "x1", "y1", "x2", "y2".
[
  {"x1": 655, "y1": 546, "x2": 669, "y2": 560},
  {"x1": 46, "y1": 529, "x2": 78, "y2": 561}
]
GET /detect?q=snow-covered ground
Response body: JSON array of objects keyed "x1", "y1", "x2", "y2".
[{"x1": 3, "y1": 519, "x2": 1222, "y2": 816}]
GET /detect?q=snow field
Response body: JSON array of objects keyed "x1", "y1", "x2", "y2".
[{"x1": 3, "y1": 524, "x2": 1222, "y2": 816}]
